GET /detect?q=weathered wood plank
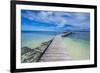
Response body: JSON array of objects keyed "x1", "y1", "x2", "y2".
[{"x1": 39, "y1": 35, "x2": 72, "y2": 62}]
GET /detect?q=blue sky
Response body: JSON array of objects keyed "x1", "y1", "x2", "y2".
[{"x1": 21, "y1": 10, "x2": 90, "y2": 32}]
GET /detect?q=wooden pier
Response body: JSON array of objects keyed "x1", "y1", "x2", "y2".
[
  {"x1": 61, "y1": 32, "x2": 72, "y2": 37},
  {"x1": 39, "y1": 35, "x2": 72, "y2": 62}
]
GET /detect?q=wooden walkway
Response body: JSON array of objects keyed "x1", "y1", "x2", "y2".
[{"x1": 39, "y1": 35, "x2": 72, "y2": 62}]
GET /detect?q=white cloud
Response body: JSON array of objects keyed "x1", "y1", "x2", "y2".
[{"x1": 22, "y1": 10, "x2": 90, "y2": 30}]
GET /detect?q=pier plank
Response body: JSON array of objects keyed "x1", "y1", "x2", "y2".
[{"x1": 39, "y1": 35, "x2": 72, "y2": 62}]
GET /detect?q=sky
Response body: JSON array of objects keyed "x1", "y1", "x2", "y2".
[{"x1": 21, "y1": 10, "x2": 90, "y2": 32}]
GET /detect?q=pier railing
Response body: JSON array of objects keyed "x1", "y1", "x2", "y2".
[{"x1": 36, "y1": 38, "x2": 54, "y2": 62}]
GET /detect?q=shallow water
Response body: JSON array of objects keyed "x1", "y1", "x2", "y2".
[
  {"x1": 21, "y1": 31, "x2": 55, "y2": 49},
  {"x1": 63, "y1": 32, "x2": 90, "y2": 60}
]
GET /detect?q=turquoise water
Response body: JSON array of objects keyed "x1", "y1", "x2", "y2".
[
  {"x1": 63, "y1": 32, "x2": 90, "y2": 60},
  {"x1": 21, "y1": 31, "x2": 55, "y2": 49},
  {"x1": 21, "y1": 31, "x2": 90, "y2": 60}
]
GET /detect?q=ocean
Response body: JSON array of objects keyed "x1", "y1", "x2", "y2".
[
  {"x1": 21, "y1": 31, "x2": 90, "y2": 60},
  {"x1": 63, "y1": 32, "x2": 90, "y2": 60},
  {"x1": 21, "y1": 31, "x2": 56, "y2": 49}
]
